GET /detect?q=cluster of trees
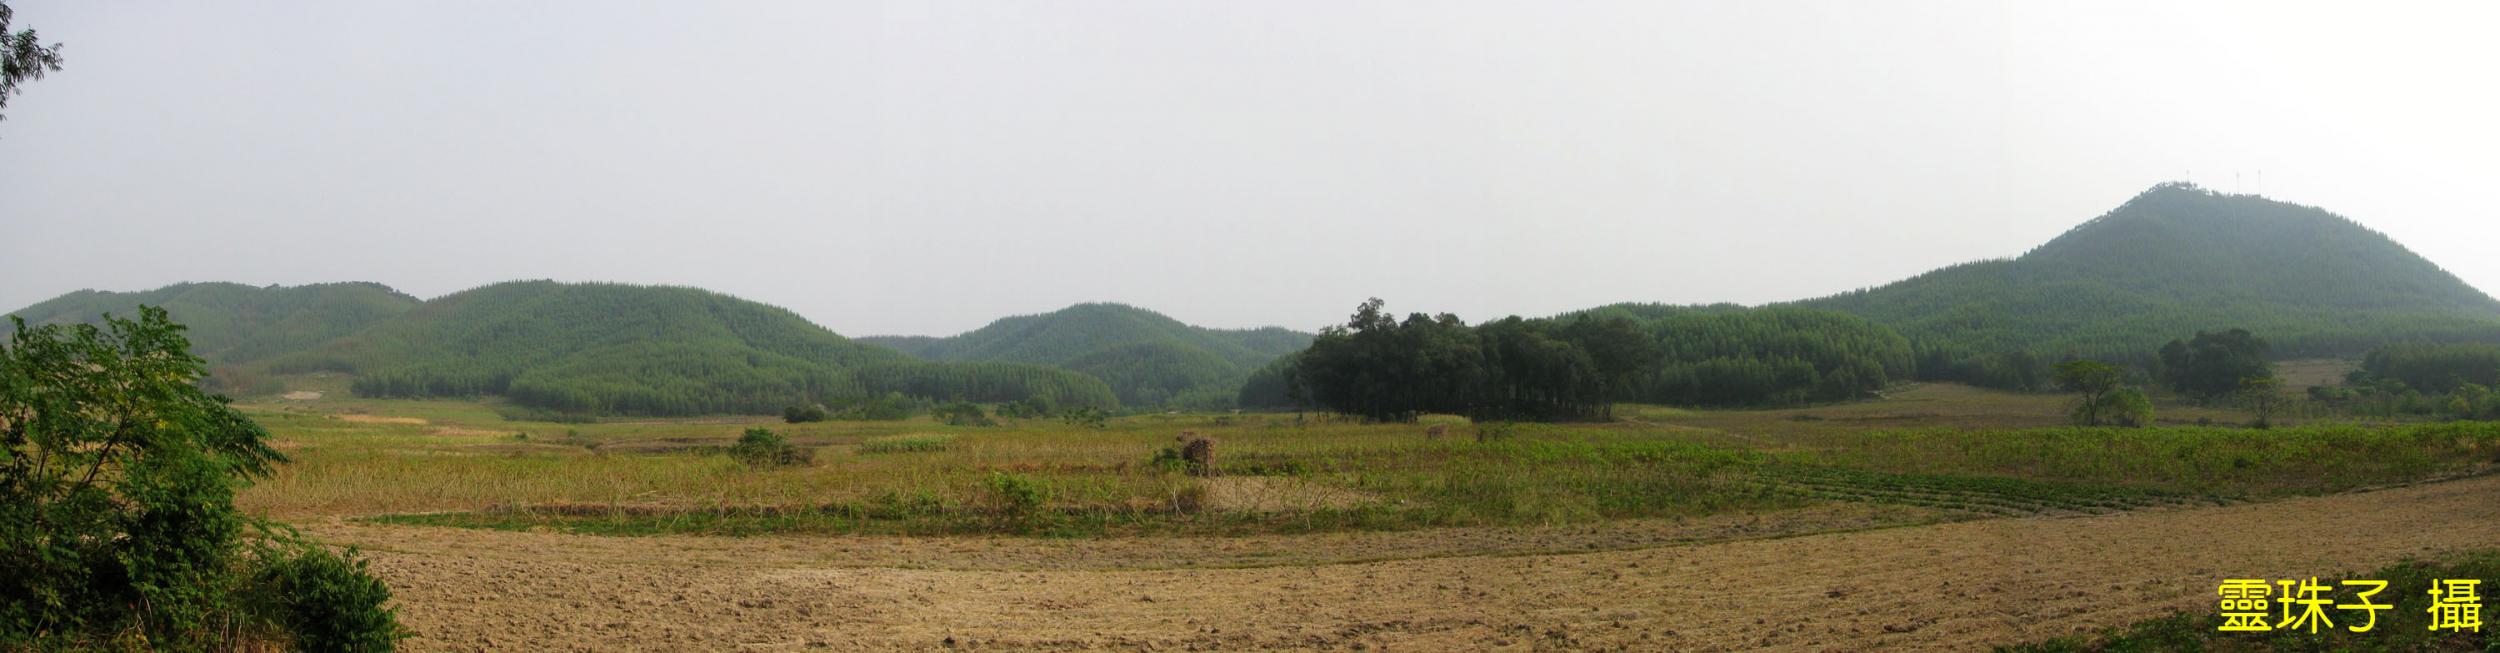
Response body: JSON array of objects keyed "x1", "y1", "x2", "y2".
[
  {"x1": 2315, "y1": 343, "x2": 2500, "y2": 420},
  {"x1": 1286, "y1": 300, "x2": 1645, "y2": 421},
  {"x1": 1624, "y1": 306, "x2": 1911, "y2": 406},
  {"x1": 1270, "y1": 300, "x2": 1911, "y2": 422},
  {"x1": 2156, "y1": 329, "x2": 2274, "y2": 399},
  {"x1": 2358, "y1": 342, "x2": 2500, "y2": 394}
]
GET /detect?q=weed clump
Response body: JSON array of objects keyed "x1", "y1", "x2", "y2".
[{"x1": 728, "y1": 427, "x2": 810, "y2": 467}]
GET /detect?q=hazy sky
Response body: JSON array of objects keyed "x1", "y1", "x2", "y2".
[{"x1": 3, "y1": 1, "x2": 2495, "y2": 337}]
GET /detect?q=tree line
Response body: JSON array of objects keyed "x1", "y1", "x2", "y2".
[{"x1": 1249, "y1": 300, "x2": 1913, "y2": 421}]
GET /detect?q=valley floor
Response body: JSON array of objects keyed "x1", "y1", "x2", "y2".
[{"x1": 316, "y1": 473, "x2": 2500, "y2": 652}]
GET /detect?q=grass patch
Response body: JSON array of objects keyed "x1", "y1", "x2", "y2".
[{"x1": 856, "y1": 434, "x2": 954, "y2": 454}]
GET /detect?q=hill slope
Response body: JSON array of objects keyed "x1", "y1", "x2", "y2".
[
  {"x1": 264, "y1": 281, "x2": 1114, "y2": 415},
  {"x1": 863, "y1": 303, "x2": 1312, "y2": 408},
  {"x1": 1803, "y1": 183, "x2": 2500, "y2": 369},
  {"x1": 7, "y1": 281, "x2": 421, "y2": 365}
]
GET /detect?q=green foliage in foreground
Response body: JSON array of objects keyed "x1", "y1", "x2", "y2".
[
  {"x1": 2000, "y1": 550, "x2": 2500, "y2": 652},
  {"x1": 1, "y1": 307, "x2": 400, "y2": 651}
]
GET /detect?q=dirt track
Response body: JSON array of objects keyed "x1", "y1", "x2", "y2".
[{"x1": 320, "y1": 475, "x2": 2500, "y2": 651}]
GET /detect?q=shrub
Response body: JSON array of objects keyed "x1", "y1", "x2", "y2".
[
  {"x1": 728, "y1": 427, "x2": 809, "y2": 467},
  {"x1": 781, "y1": 404, "x2": 830, "y2": 423},
  {"x1": 1060, "y1": 406, "x2": 1110, "y2": 429},
  {"x1": 980, "y1": 473, "x2": 1047, "y2": 521},
  {"x1": 997, "y1": 396, "x2": 1055, "y2": 419},
  {"x1": 833, "y1": 393, "x2": 921, "y2": 421},
  {"x1": 932, "y1": 401, "x2": 997, "y2": 427},
  {"x1": 2103, "y1": 388, "x2": 2155, "y2": 427},
  {"x1": 249, "y1": 545, "x2": 402, "y2": 653}
]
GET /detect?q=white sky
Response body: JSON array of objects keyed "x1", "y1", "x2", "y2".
[{"x1": 2, "y1": 1, "x2": 2495, "y2": 336}]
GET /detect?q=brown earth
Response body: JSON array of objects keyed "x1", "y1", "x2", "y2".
[{"x1": 315, "y1": 475, "x2": 2500, "y2": 652}]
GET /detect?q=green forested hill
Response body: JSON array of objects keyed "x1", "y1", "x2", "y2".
[
  {"x1": 863, "y1": 303, "x2": 1313, "y2": 409},
  {"x1": 261, "y1": 281, "x2": 1114, "y2": 416},
  {"x1": 6, "y1": 281, "x2": 421, "y2": 365},
  {"x1": 1803, "y1": 183, "x2": 2500, "y2": 371}
]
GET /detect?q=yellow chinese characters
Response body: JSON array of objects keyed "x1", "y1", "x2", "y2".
[
  {"x1": 2216, "y1": 578, "x2": 2485, "y2": 634},
  {"x1": 2335, "y1": 580, "x2": 2388, "y2": 633},
  {"x1": 2428, "y1": 579, "x2": 2482, "y2": 633},
  {"x1": 2218, "y1": 579, "x2": 2273, "y2": 632}
]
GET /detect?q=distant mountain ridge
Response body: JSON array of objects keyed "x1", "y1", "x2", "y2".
[
  {"x1": 14, "y1": 183, "x2": 2499, "y2": 411},
  {"x1": 861, "y1": 303, "x2": 1313, "y2": 409},
  {"x1": 252, "y1": 280, "x2": 1113, "y2": 416},
  {"x1": 6, "y1": 281, "x2": 420, "y2": 365},
  {"x1": 1801, "y1": 183, "x2": 2500, "y2": 364}
]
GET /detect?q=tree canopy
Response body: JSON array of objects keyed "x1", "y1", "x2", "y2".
[
  {"x1": 0, "y1": 1, "x2": 64, "y2": 123},
  {"x1": 1, "y1": 307, "x2": 399, "y2": 649},
  {"x1": 2156, "y1": 328, "x2": 2273, "y2": 399}
]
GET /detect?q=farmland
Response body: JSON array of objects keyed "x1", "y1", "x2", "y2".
[{"x1": 222, "y1": 380, "x2": 2500, "y2": 650}]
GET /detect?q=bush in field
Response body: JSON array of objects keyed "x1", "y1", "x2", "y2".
[
  {"x1": 0, "y1": 308, "x2": 402, "y2": 650},
  {"x1": 997, "y1": 396, "x2": 1054, "y2": 419},
  {"x1": 833, "y1": 392, "x2": 921, "y2": 421},
  {"x1": 780, "y1": 403, "x2": 829, "y2": 423},
  {"x1": 980, "y1": 473, "x2": 1049, "y2": 530},
  {"x1": 1061, "y1": 406, "x2": 1109, "y2": 429},
  {"x1": 931, "y1": 401, "x2": 996, "y2": 427},
  {"x1": 249, "y1": 545, "x2": 401, "y2": 653},
  {"x1": 728, "y1": 427, "x2": 808, "y2": 467},
  {"x1": 2101, "y1": 388, "x2": 2155, "y2": 427}
]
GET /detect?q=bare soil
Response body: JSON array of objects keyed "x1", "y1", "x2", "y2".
[{"x1": 314, "y1": 475, "x2": 2500, "y2": 651}]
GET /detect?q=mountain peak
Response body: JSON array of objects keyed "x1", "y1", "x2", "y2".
[{"x1": 1807, "y1": 186, "x2": 2500, "y2": 360}]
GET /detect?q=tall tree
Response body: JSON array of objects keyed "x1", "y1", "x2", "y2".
[{"x1": 0, "y1": 1, "x2": 65, "y2": 123}]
